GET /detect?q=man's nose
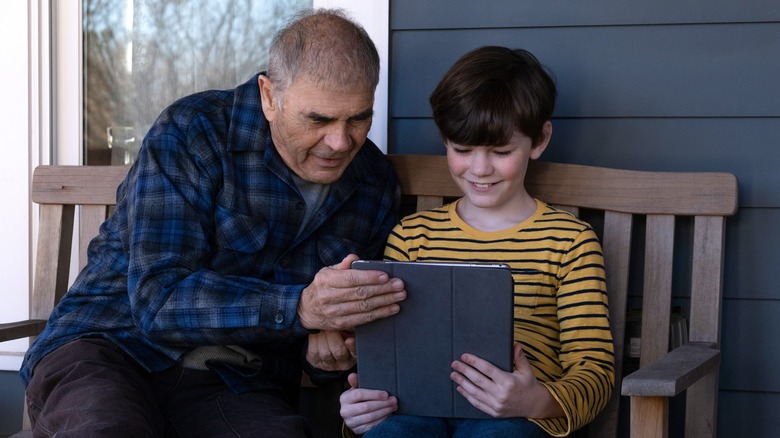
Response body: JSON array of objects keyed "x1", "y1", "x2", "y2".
[{"x1": 323, "y1": 124, "x2": 351, "y2": 152}]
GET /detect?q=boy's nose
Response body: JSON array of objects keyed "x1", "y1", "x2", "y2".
[{"x1": 470, "y1": 152, "x2": 494, "y2": 175}]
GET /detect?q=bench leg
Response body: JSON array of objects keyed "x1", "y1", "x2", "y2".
[{"x1": 630, "y1": 396, "x2": 668, "y2": 438}]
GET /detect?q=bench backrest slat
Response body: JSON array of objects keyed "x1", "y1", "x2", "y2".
[
  {"x1": 689, "y1": 215, "x2": 726, "y2": 343},
  {"x1": 640, "y1": 214, "x2": 676, "y2": 367},
  {"x1": 388, "y1": 155, "x2": 739, "y2": 216},
  {"x1": 32, "y1": 165, "x2": 130, "y2": 205},
  {"x1": 32, "y1": 204, "x2": 74, "y2": 321}
]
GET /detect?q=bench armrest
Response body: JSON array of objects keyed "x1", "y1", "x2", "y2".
[
  {"x1": 0, "y1": 320, "x2": 47, "y2": 342},
  {"x1": 621, "y1": 342, "x2": 720, "y2": 397}
]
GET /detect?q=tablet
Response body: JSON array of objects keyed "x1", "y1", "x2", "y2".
[{"x1": 352, "y1": 260, "x2": 514, "y2": 418}]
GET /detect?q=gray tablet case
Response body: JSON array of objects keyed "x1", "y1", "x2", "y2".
[{"x1": 353, "y1": 260, "x2": 514, "y2": 419}]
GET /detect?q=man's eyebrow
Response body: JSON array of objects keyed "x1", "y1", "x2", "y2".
[
  {"x1": 303, "y1": 108, "x2": 374, "y2": 123},
  {"x1": 305, "y1": 112, "x2": 335, "y2": 123}
]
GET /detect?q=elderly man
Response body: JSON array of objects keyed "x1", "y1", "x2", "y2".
[{"x1": 21, "y1": 9, "x2": 404, "y2": 438}]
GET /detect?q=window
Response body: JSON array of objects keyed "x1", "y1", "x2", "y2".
[{"x1": 83, "y1": 0, "x2": 311, "y2": 165}]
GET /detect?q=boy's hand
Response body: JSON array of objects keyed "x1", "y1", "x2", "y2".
[
  {"x1": 450, "y1": 343, "x2": 564, "y2": 419},
  {"x1": 340, "y1": 373, "x2": 398, "y2": 435}
]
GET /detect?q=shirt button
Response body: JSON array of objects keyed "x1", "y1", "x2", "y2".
[{"x1": 274, "y1": 313, "x2": 284, "y2": 324}]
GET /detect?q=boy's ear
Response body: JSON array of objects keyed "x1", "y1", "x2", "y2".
[
  {"x1": 530, "y1": 121, "x2": 552, "y2": 160},
  {"x1": 258, "y1": 75, "x2": 278, "y2": 122}
]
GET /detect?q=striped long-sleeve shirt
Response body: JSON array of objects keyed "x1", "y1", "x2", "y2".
[{"x1": 384, "y1": 199, "x2": 614, "y2": 436}]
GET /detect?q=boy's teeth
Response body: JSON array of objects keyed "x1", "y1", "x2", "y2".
[{"x1": 474, "y1": 183, "x2": 490, "y2": 188}]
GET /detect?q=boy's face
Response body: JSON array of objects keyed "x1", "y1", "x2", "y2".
[{"x1": 445, "y1": 123, "x2": 551, "y2": 228}]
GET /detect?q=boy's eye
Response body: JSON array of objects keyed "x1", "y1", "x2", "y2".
[{"x1": 493, "y1": 150, "x2": 512, "y2": 156}]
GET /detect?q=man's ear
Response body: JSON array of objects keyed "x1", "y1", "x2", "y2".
[
  {"x1": 530, "y1": 121, "x2": 552, "y2": 160},
  {"x1": 258, "y1": 75, "x2": 278, "y2": 122}
]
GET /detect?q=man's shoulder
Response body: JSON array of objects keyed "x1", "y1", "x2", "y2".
[
  {"x1": 163, "y1": 88, "x2": 235, "y2": 120},
  {"x1": 146, "y1": 75, "x2": 263, "y2": 144},
  {"x1": 144, "y1": 89, "x2": 235, "y2": 143},
  {"x1": 158, "y1": 75, "x2": 261, "y2": 123}
]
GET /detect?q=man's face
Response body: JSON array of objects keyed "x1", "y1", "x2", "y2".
[{"x1": 259, "y1": 75, "x2": 375, "y2": 184}]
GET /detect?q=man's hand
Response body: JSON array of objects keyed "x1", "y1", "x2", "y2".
[
  {"x1": 298, "y1": 254, "x2": 406, "y2": 331},
  {"x1": 306, "y1": 330, "x2": 357, "y2": 371}
]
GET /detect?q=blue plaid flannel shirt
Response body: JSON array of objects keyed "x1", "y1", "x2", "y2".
[{"x1": 21, "y1": 74, "x2": 401, "y2": 393}]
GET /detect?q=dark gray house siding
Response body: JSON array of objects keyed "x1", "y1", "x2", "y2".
[{"x1": 388, "y1": 1, "x2": 780, "y2": 437}]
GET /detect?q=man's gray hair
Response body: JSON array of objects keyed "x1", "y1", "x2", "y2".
[{"x1": 267, "y1": 8, "x2": 380, "y2": 95}]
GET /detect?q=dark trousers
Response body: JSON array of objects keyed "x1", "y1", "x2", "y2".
[{"x1": 25, "y1": 338, "x2": 312, "y2": 438}]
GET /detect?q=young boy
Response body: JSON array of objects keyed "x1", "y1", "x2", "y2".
[{"x1": 339, "y1": 46, "x2": 614, "y2": 437}]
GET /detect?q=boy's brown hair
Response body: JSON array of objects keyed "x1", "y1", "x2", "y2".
[{"x1": 430, "y1": 46, "x2": 557, "y2": 146}]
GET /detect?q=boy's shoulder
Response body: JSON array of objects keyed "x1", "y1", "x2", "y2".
[{"x1": 538, "y1": 200, "x2": 595, "y2": 232}]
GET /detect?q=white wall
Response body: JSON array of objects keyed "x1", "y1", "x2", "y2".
[{"x1": 0, "y1": 0, "x2": 32, "y2": 370}]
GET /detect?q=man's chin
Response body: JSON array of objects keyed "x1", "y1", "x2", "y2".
[{"x1": 301, "y1": 168, "x2": 346, "y2": 184}]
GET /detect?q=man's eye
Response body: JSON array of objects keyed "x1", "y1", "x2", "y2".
[
  {"x1": 307, "y1": 119, "x2": 332, "y2": 128},
  {"x1": 349, "y1": 114, "x2": 373, "y2": 124}
]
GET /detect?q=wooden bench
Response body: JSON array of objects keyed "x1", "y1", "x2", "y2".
[{"x1": 1, "y1": 155, "x2": 738, "y2": 437}]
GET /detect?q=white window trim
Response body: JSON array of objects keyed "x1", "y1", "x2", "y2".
[
  {"x1": 51, "y1": 1, "x2": 83, "y2": 165},
  {"x1": 0, "y1": 0, "x2": 37, "y2": 371}
]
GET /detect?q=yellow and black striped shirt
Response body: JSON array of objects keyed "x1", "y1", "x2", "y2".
[{"x1": 384, "y1": 199, "x2": 614, "y2": 437}]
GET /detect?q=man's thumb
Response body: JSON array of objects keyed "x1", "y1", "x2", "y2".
[{"x1": 337, "y1": 254, "x2": 360, "y2": 270}]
